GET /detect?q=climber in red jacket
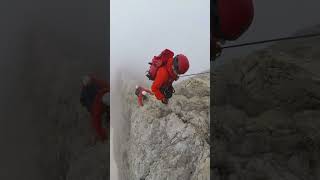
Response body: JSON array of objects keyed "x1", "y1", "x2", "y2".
[
  {"x1": 80, "y1": 74, "x2": 109, "y2": 143},
  {"x1": 148, "y1": 49, "x2": 190, "y2": 104},
  {"x1": 212, "y1": 0, "x2": 254, "y2": 59}
]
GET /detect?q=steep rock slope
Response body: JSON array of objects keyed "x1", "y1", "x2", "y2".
[
  {"x1": 212, "y1": 26, "x2": 320, "y2": 180},
  {"x1": 113, "y1": 73, "x2": 210, "y2": 180}
]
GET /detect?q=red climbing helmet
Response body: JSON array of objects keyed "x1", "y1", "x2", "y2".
[
  {"x1": 173, "y1": 54, "x2": 189, "y2": 74},
  {"x1": 215, "y1": 0, "x2": 254, "y2": 41}
]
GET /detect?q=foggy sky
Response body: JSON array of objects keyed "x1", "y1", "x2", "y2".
[{"x1": 110, "y1": 0, "x2": 210, "y2": 81}]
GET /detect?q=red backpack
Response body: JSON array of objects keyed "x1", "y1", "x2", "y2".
[{"x1": 146, "y1": 49, "x2": 174, "y2": 80}]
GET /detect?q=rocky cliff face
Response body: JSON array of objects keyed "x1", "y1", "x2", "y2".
[
  {"x1": 212, "y1": 27, "x2": 320, "y2": 180},
  {"x1": 112, "y1": 72, "x2": 210, "y2": 180}
]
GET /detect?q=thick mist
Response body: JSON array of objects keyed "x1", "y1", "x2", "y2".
[{"x1": 110, "y1": 0, "x2": 210, "y2": 77}]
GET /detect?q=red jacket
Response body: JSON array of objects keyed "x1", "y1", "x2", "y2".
[
  {"x1": 83, "y1": 76, "x2": 109, "y2": 141},
  {"x1": 151, "y1": 57, "x2": 178, "y2": 101}
]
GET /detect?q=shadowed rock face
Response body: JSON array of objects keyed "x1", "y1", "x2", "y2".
[
  {"x1": 113, "y1": 73, "x2": 210, "y2": 180},
  {"x1": 212, "y1": 26, "x2": 320, "y2": 180}
]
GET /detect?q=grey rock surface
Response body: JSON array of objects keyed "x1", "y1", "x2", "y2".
[
  {"x1": 113, "y1": 73, "x2": 210, "y2": 180},
  {"x1": 212, "y1": 26, "x2": 320, "y2": 180}
]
